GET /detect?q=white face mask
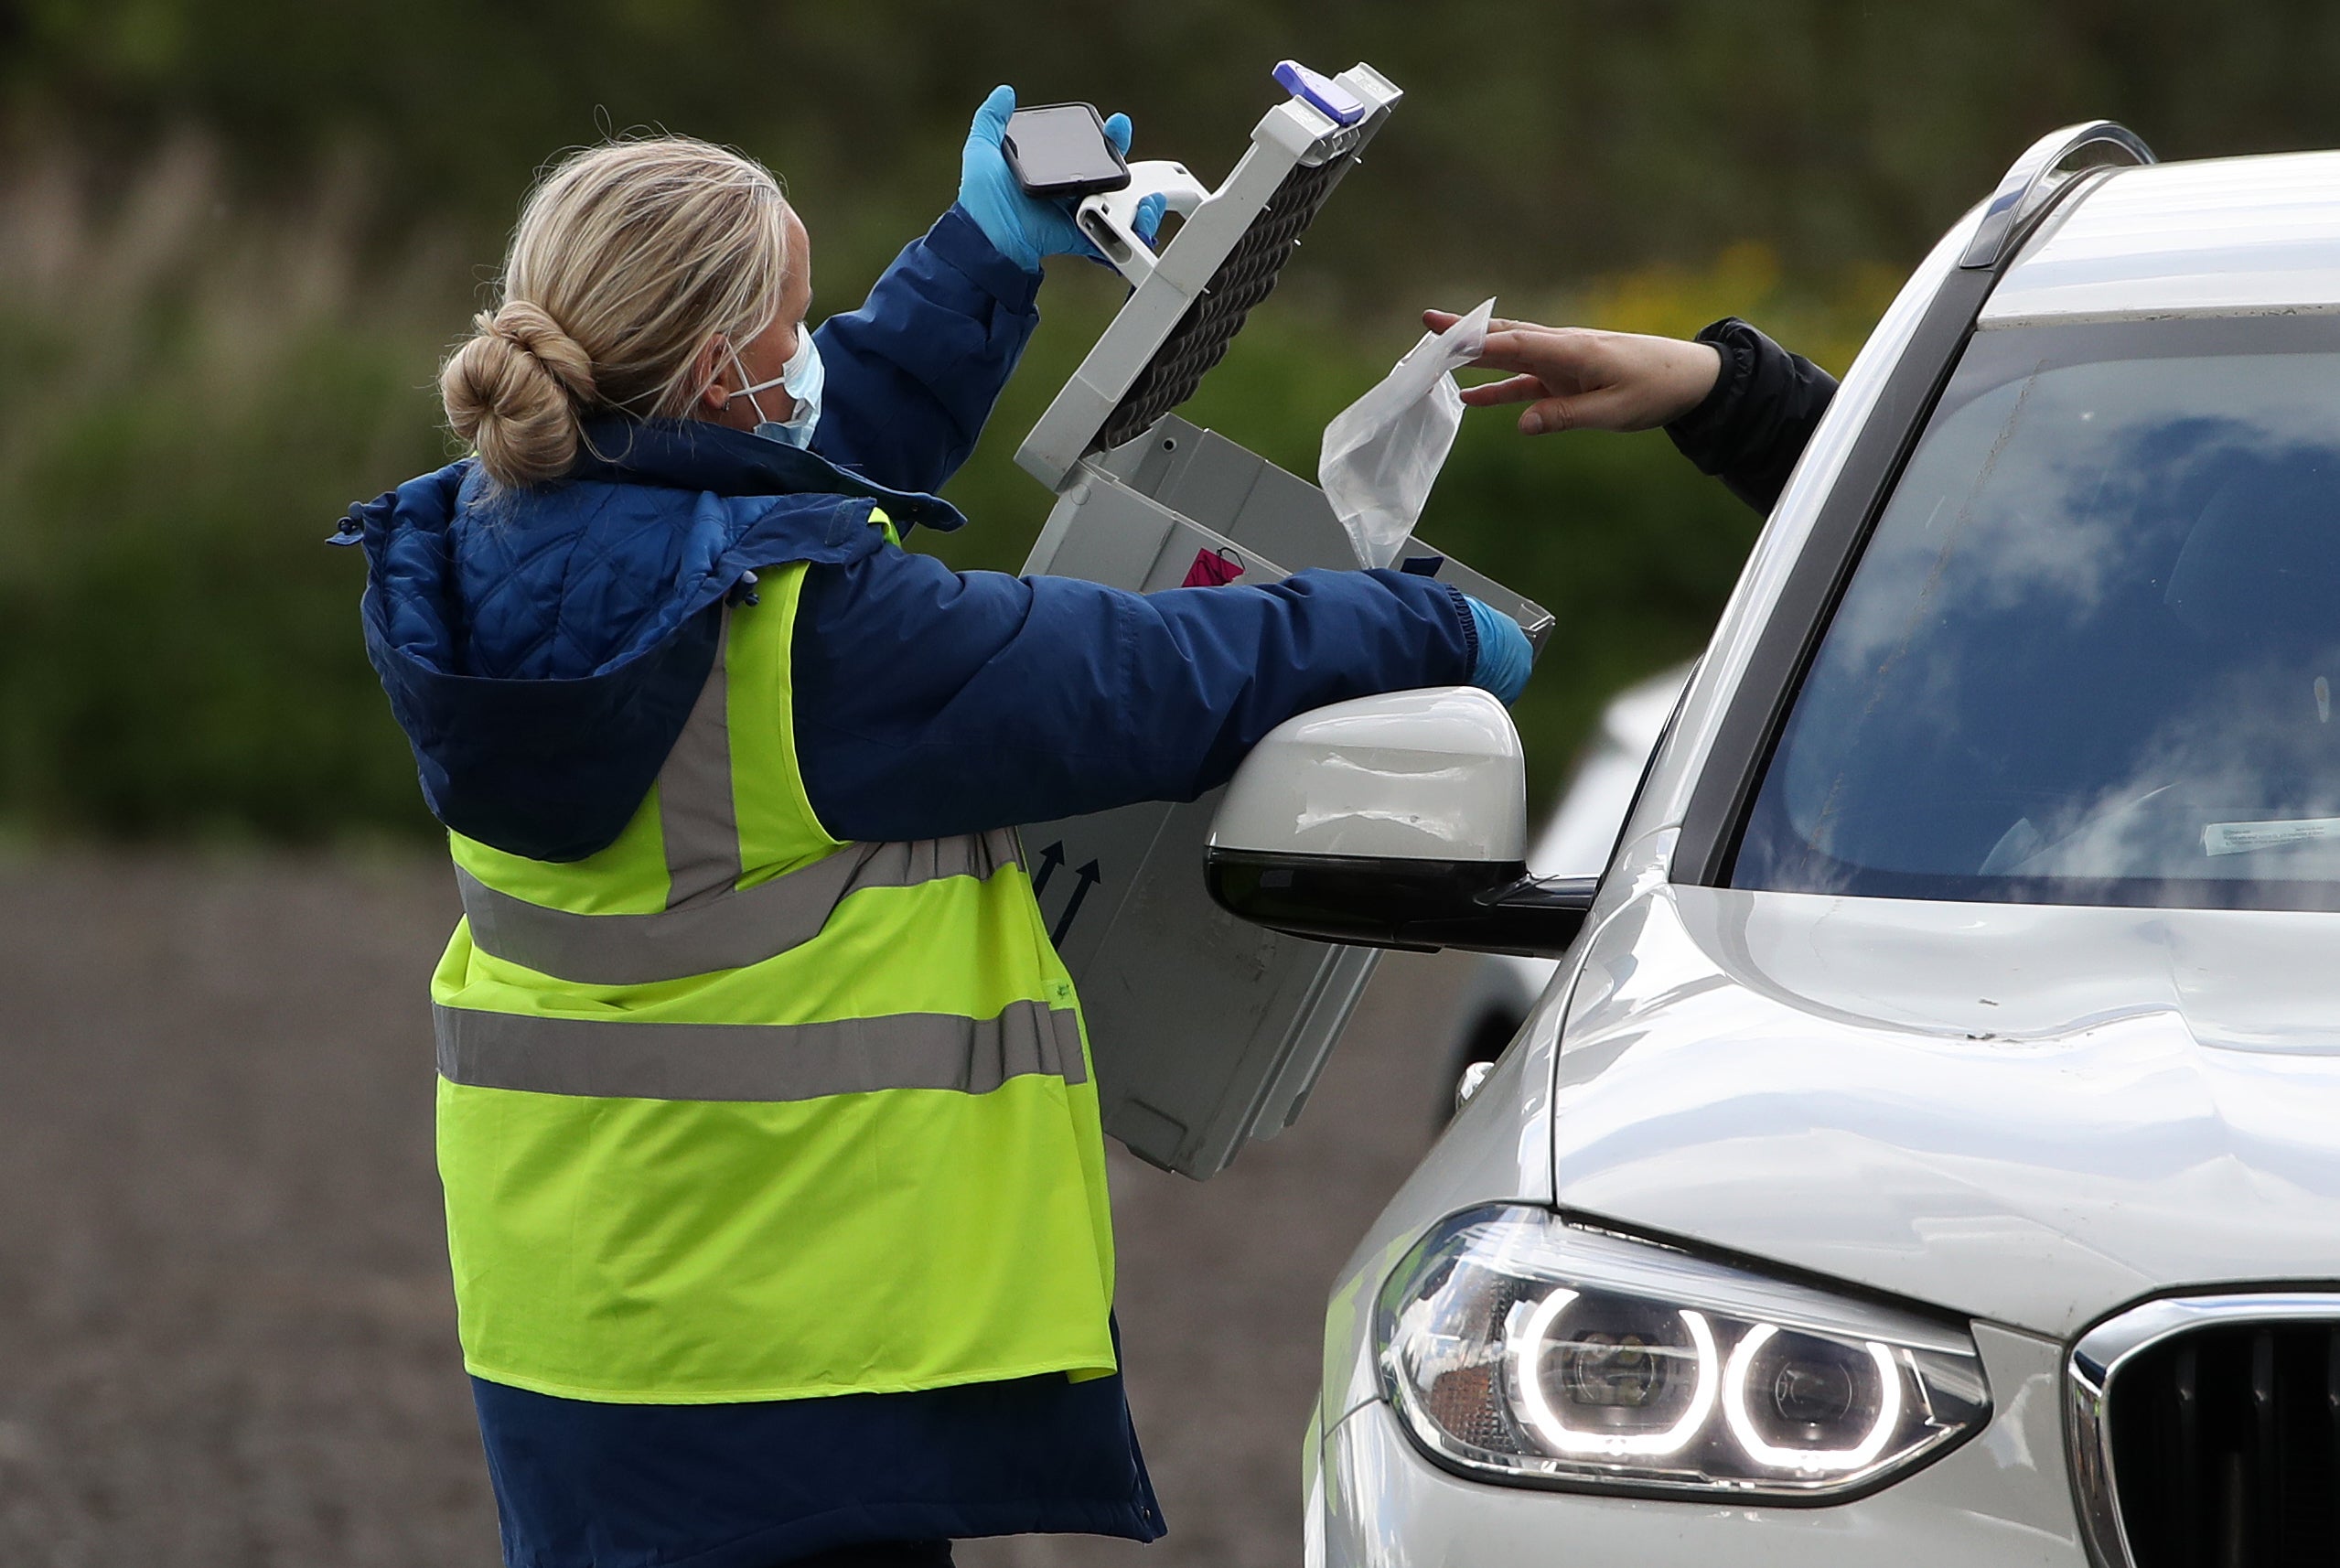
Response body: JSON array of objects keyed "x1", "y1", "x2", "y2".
[{"x1": 726, "y1": 328, "x2": 823, "y2": 450}]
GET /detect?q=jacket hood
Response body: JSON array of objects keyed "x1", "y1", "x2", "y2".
[{"x1": 337, "y1": 420, "x2": 965, "y2": 862}]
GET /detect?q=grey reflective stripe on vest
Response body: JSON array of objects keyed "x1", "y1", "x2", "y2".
[
  {"x1": 454, "y1": 597, "x2": 1023, "y2": 984},
  {"x1": 435, "y1": 996, "x2": 1087, "y2": 1101},
  {"x1": 456, "y1": 832, "x2": 1018, "y2": 985},
  {"x1": 657, "y1": 607, "x2": 744, "y2": 909}
]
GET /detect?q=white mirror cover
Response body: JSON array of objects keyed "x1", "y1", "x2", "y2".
[{"x1": 1208, "y1": 686, "x2": 1528, "y2": 862}]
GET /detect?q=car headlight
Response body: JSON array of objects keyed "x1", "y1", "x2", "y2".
[{"x1": 1377, "y1": 1206, "x2": 1990, "y2": 1499}]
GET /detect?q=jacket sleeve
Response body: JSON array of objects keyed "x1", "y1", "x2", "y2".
[
  {"x1": 808, "y1": 205, "x2": 1042, "y2": 499},
  {"x1": 789, "y1": 548, "x2": 1480, "y2": 843},
  {"x1": 1664, "y1": 317, "x2": 1840, "y2": 513}
]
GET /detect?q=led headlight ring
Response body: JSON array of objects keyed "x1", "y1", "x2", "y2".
[
  {"x1": 1508, "y1": 1289, "x2": 1720, "y2": 1459},
  {"x1": 1720, "y1": 1323, "x2": 1902, "y2": 1472}
]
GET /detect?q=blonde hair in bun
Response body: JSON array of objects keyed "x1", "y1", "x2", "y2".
[
  {"x1": 441, "y1": 301, "x2": 599, "y2": 489},
  {"x1": 441, "y1": 136, "x2": 792, "y2": 489}
]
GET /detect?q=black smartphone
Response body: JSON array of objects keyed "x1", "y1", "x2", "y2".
[{"x1": 1003, "y1": 103, "x2": 1131, "y2": 199}]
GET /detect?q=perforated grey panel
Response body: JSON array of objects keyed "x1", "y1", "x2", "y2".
[{"x1": 1093, "y1": 152, "x2": 1356, "y2": 452}]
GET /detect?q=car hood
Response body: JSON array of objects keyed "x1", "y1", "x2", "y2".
[{"x1": 1550, "y1": 883, "x2": 2340, "y2": 1337}]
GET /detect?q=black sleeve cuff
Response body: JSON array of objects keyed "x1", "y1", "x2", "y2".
[
  {"x1": 1665, "y1": 318, "x2": 1761, "y2": 470},
  {"x1": 1662, "y1": 317, "x2": 1839, "y2": 515}
]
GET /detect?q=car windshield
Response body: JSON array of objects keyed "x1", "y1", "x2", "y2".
[{"x1": 1735, "y1": 314, "x2": 2340, "y2": 910}]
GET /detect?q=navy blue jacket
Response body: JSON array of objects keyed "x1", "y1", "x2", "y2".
[{"x1": 340, "y1": 207, "x2": 1476, "y2": 1566}]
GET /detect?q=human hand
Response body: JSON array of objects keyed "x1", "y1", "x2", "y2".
[
  {"x1": 960, "y1": 85, "x2": 1164, "y2": 272},
  {"x1": 1426, "y1": 309, "x2": 1723, "y2": 435}
]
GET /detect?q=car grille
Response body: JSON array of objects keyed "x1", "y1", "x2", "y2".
[
  {"x1": 2072, "y1": 1296, "x2": 2340, "y2": 1568},
  {"x1": 2111, "y1": 1322, "x2": 2340, "y2": 1564}
]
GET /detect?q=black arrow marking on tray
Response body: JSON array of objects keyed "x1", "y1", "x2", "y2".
[
  {"x1": 1031, "y1": 840, "x2": 1066, "y2": 896},
  {"x1": 1050, "y1": 861, "x2": 1101, "y2": 946}
]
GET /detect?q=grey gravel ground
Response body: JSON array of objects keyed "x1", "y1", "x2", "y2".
[{"x1": 0, "y1": 852, "x2": 1467, "y2": 1567}]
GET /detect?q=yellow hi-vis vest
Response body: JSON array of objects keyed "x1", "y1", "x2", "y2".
[{"x1": 428, "y1": 550, "x2": 1117, "y2": 1403}]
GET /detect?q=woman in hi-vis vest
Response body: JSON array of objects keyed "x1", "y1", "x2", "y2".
[{"x1": 338, "y1": 88, "x2": 1532, "y2": 1568}]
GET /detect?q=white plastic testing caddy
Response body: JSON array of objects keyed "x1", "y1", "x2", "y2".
[{"x1": 1013, "y1": 60, "x2": 1554, "y2": 1179}]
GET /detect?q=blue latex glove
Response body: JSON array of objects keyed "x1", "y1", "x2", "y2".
[
  {"x1": 1465, "y1": 596, "x2": 1535, "y2": 704},
  {"x1": 960, "y1": 85, "x2": 1165, "y2": 273}
]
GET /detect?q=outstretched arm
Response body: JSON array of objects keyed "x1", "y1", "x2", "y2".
[
  {"x1": 1430, "y1": 308, "x2": 1838, "y2": 513},
  {"x1": 789, "y1": 547, "x2": 1491, "y2": 843},
  {"x1": 808, "y1": 206, "x2": 1043, "y2": 497},
  {"x1": 811, "y1": 87, "x2": 1164, "y2": 499}
]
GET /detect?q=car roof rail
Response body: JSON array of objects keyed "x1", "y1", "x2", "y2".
[{"x1": 1959, "y1": 120, "x2": 2155, "y2": 271}]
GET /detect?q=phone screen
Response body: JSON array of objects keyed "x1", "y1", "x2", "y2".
[{"x1": 1004, "y1": 104, "x2": 1127, "y2": 194}]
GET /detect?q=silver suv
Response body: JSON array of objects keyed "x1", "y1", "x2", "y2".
[{"x1": 1206, "y1": 123, "x2": 2340, "y2": 1567}]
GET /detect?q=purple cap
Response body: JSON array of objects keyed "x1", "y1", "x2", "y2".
[{"x1": 1272, "y1": 59, "x2": 1368, "y2": 126}]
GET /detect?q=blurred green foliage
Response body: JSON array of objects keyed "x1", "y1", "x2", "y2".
[
  {"x1": 15, "y1": 0, "x2": 2340, "y2": 295},
  {"x1": 0, "y1": 145, "x2": 454, "y2": 839},
  {"x1": 4, "y1": 0, "x2": 2337, "y2": 840}
]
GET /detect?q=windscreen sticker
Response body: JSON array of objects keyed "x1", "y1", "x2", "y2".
[{"x1": 2202, "y1": 818, "x2": 2340, "y2": 856}]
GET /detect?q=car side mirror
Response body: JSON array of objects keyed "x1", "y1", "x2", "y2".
[{"x1": 1204, "y1": 687, "x2": 1596, "y2": 956}]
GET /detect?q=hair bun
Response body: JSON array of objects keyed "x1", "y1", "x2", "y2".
[
  {"x1": 478, "y1": 301, "x2": 598, "y2": 405},
  {"x1": 440, "y1": 300, "x2": 598, "y2": 489}
]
